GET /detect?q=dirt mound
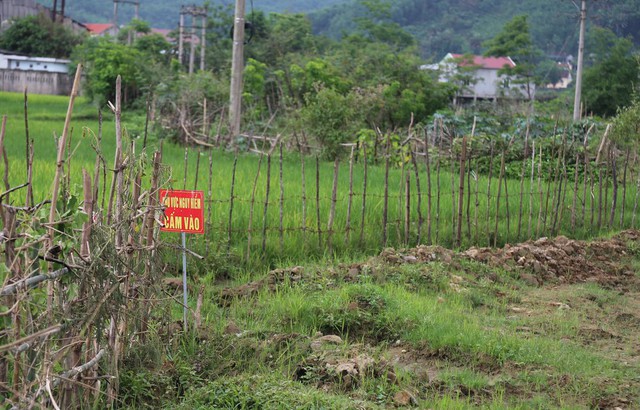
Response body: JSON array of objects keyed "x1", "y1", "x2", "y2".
[
  {"x1": 462, "y1": 231, "x2": 640, "y2": 288},
  {"x1": 218, "y1": 266, "x2": 304, "y2": 306}
]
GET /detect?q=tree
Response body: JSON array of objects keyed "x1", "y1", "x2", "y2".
[
  {"x1": 484, "y1": 15, "x2": 541, "y2": 99},
  {"x1": 72, "y1": 37, "x2": 145, "y2": 104},
  {"x1": 583, "y1": 27, "x2": 640, "y2": 117},
  {"x1": 0, "y1": 13, "x2": 84, "y2": 58}
]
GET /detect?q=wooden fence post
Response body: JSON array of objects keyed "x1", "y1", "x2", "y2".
[
  {"x1": 383, "y1": 135, "x2": 390, "y2": 247},
  {"x1": 359, "y1": 146, "x2": 368, "y2": 246},
  {"x1": 456, "y1": 136, "x2": 467, "y2": 247},
  {"x1": 425, "y1": 126, "x2": 432, "y2": 245},
  {"x1": 227, "y1": 156, "x2": 238, "y2": 254},
  {"x1": 410, "y1": 149, "x2": 423, "y2": 244},
  {"x1": 261, "y1": 154, "x2": 272, "y2": 253},
  {"x1": 405, "y1": 173, "x2": 411, "y2": 245},
  {"x1": 327, "y1": 158, "x2": 339, "y2": 253},
  {"x1": 279, "y1": 143, "x2": 284, "y2": 252},
  {"x1": 346, "y1": 146, "x2": 355, "y2": 243},
  {"x1": 316, "y1": 156, "x2": 322, "y2": 248},
  {"x1": 246, "y1": 153, "x2": 264, "y2": 263}
]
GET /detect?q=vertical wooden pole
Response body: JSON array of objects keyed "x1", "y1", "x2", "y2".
[
  {"x1": 425, "y1": 127, "x2": 432, "y2": 245},
  {"x1": 456, "y1": 136, "x2": 467, "y2": 248},
  {"x1": 346, "y1": 146, "x2": 355, "y2": 243},
  {"x1": 229, "y1": 0, "x2": 246, "y2": 138},
  {"x1": 299, "y1": 149, "x2": 307, "y2": 247},
  {"x1": 474, "y1": 145, "x2": 481, "y2": 244},
  {"x1": 246, "y1": 154, "x2": 264, "y2": 262},
  {"x1": 435, "y1": 123, "x2": 443, "y2": 244},
  {"x1": 359, "y1": 146, "x2": 368, "y2": 246},
  {"x1": 620, "y1": 149, "x2": 630, "y2": 228},
  {"x1": 517, "y1": 121, "x2": 530, "y2": 240},
  {"x1": 571, "y1": 135, "x2": 580, "y2": 231},
  {"x1": 450, "y1": 137, "x2": 457, "y2": 245},
  {"x1": 632, "y1": 152, "x2": 640, "y2": 228},
  {"x1": 536, "y1": 145, "x2": 544, "y2": 238},
  {"x1": 405, "y1": 173, "x2": 411, "y2": 246},
  {"x1": 316, "y1": 156, "x2": 322, "y2": 248},
  {"x1": 411, "y1": 150, "x2": 423, "y2": 244},
  {"x1": 383, "y1": 135, "x2": 390, "y2": 247},
  {"x1": 493, "y1": 149, "x2": 506, "y2": 247},
  {"x1": 24, "y1": 89, "x2": 33, "y2": 208},
  {"x1": 327, "y1": 159, "x2": 339, "y2": 253},
  {"x1": 227, "y1": 156, "x2": 238, "y2": 254},
  {"x1": 206, "y1": 150, "x2": 213, "y2": 257},
  {"x1": 608, "y1": 147, "x2": 618, "y2": 228},
  {"x1": 486, "y1": 141, "x2": 494, "y2": 246},
  {"x1": 279, "y1": 143, "x2": 284, "y2": 253},
  {"x1": 527, "y1": 141, "x2": 535, "y2": 238},
  {"x1": 261, "y1": 154, "x2": 272, "y2": 253}
]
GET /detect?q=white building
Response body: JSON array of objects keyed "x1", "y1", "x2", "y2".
[
  {"x1": 0, "y1": 51, "x2": 73, "y2": 94},
  {"x1": 423, "y1": 53, "x2": 535, "y2": 101},
  {"x1": 0, "y1": 52, "x2": 70, "y2": 73}
]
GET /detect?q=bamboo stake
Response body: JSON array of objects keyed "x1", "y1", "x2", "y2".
[
  {"x1": 245, "y1": 153, "x2": 264, "y2": 263},
  {"x1": 527, "y1": 141, "x2": 535, "y2": 238},
  {"x1": 206, "y1": 149, "x2": 213, "y2": 257},
  {"x1": 435, "y1": 122, "x2": 443, "y2": 244},
  {"x1": 261, "y1": 154, "x2": 272, "y2": 253},
  {"x1": 327, "y1": 158, "x2": 339, "y2": 253},
  {"x1": 227, "y1": 156, "x2": 238, "y2": 254},
  {"x1": 494, "y1": 149, "x2": 506, "y2": 247},
  {"x1": 405, "y1": 173, "x2": 411, "y2": 245},
  {"x1": 410, "y1": 150, "x2": 423, "y2": 244},
  {"x1": 582, "y1": 126, "x2": 590, "y2": 228},
  {"x1": 383, "y1": 135, "x2": 390, "y2": 247},
  {"x1": 279, "y1": 143, "x2": 284, "y2": 253},
  {"x1": 517, "y1": 120, "x2": 530, "y2": 240},
  {"x1": 571, "y1": 135, "x2": 580, "y2": 230},
  {"x1": 456, "y1": 136, "x2": 467, "y2": 247},
  {"x1": 345, "y1": 146, "x2": 355, "y2": 243},
  {"x1": 486, "y1": 141, "x2": 494, "y2": 246},
  {"x1": 425, "y1": 126, "x2": 432, "y2": 245},
  {"x1": 299, "y1": 147, "x2": 307, "y2": 248},
  {"x1": 24, "y1": 89, "x2": 33, "y2": 208},
  {"x1": 632, "y1": 152, "x2": 640, "y2": 228},
  {"x1": 609, "y1": 146, "x2": 618, "y2": 228},
  {"x1": 620, "y1": 149, "x2": 630, "y2": 228},
  {"x1": 536, "y1": 145, "x2": 544, "y2": 238},
  {"x1": 359, "y1": 146, "x2": 368, "y2": 246},
  {"x1": 47, "y1": 64, "x2": 82, "y2": 314},
  {"x1": 315, "y1": 156, "x2": 321, "y2": 248},
  {"x1": 450, "y1": 135, "x2": 457, "y2": 245},
  {"x1": 474, "y1": 143, "x2": 480, "y2": 244},
  {"x1": 551, "y1": 132, "x2": 567, "y2": 234}
]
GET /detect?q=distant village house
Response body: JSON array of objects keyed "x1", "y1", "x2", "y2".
[{"x1": 423, "y1": 53, "x2": 536, "y2": 102}]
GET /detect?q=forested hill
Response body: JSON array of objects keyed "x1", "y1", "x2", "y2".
[
  {"x1": 36, "y1": 0, "x2": 639, "y2": 59},
  {"x1": 311, "y1": 0, "x2": 640, "y2": 60},
  {"x1": 36, "y1": 0, "x2": 349, "y2": 29}
]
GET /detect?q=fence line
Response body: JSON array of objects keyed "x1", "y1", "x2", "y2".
[{"x1": 173, "y1": 131, "x2": 640, "y2": 261}]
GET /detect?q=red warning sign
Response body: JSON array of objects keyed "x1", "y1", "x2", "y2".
[{"x1": 160, "y1": 189, "x2": 205, "y2": 234}]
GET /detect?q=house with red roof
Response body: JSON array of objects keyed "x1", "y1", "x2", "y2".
[
  {"x1": 85, "y1": 23, "x2": 118, "y2": 37},
  {"x1": 423, "y1": 53, "x2": 535, "y2": 101}
]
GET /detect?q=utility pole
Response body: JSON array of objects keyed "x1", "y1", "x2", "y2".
[
  {"x1": 200, "y1": 14, "x2": 206, "y2": 71},
  {"x1": 573, "y1": 0, "x2": 586, "y2": 122},
  {"x1": 229, "y1": 0, "x2": 246, "y2": 139},
  {"x1": 178, "y1": 12, "x2": 185, "y2": 65}
]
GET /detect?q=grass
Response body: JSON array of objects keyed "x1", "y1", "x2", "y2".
[{"x1": 2, "y1": 91, "x2": 639, "y2": 408}]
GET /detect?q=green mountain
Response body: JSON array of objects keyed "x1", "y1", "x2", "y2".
[
  {"x1": 36, "y1": 0, "x2": 349, "y2": 28},
  {"x1": 311, "y1": 0, "x2": 640, "y2": 60}
]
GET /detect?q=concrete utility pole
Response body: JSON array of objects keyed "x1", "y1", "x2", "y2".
[
  {"x1": 573, "y1": 0, "x2": 586, "y2": 122},
  {"x1": 229, "y1": 0, "x2": 246, "y2": 139},
  {"x1": 113, "y1": 0, "x2": 140, "y2": 30},
  {"x1": 200, "y1": 15, "x2": 206, "y2": 71},
  {"x1": 178, "y1": 12, "x2": 185, "y2": 65},
  {"x1": 178, "y1": 5, "x2": 207, "y2": 72}
]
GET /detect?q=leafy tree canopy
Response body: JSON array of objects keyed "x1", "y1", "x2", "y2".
[
  {"x1": 583, "y1": 27, "x2": 640, "y2": 117},
  {"x1": 0, "y1": 13, "x2": 84, "y2": 58}
]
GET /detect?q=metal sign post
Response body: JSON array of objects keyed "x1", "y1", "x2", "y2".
[{"x1": 160, "y1": 189, "x2": 205, "y2": 332}]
